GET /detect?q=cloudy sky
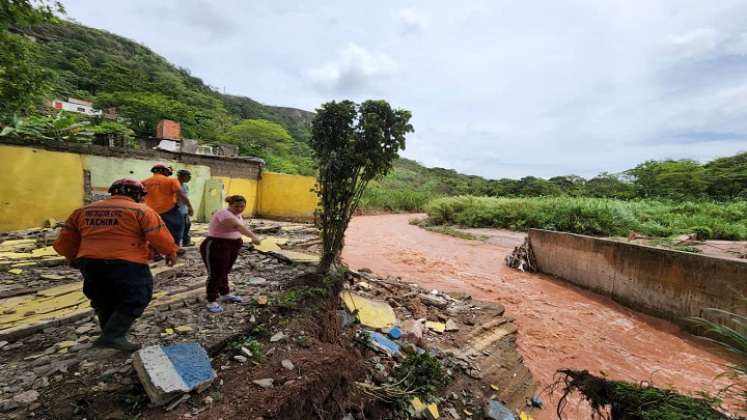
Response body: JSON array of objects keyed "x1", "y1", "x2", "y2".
[{"x1": 61, "y1": 0, "x2": 747, "y2": 179}]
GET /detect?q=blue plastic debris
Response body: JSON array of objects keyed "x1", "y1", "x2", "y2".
[
  {"x1": 388, "y1": 326, "x2": 402, "y2": 339},
  {"x1": 529, "y1": 395, "x2": 543, "y2": 408},
  {"x1": 369, "y1": 331, "x2": 401, "y2": 356},
  {"x1": 484, "y1": 399, "x2": 516, "y2": 420}
]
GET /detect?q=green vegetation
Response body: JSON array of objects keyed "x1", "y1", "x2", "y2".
[
  {"x1": 554, "y1": 369, "x2": 726, "y2": 419},
  {"x1": 311, "y1": 100, "x2": 412, "y2": 273},
  {"x1": 409, "y1": 218, "x2": 484, "y2": 241},
  {"x1": 391, "y1": 352, "x2": 449, "y2": 402},
  {"x1": 424, "y1": 196, "x2": 747, "y2": 240}
]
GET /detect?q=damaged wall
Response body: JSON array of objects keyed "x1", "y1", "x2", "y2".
[
  {"x1": 529, "y1": 229, "x2": 747, "y2": 332},
  {"x1": 0, "y1": 141, "x2": 318, "y2": 231},
  {"x1": 0, "y1": 145, "x2": 85, "y2": 231},
  {"x1": 258, "y1": 172, "x2": 317, "y2": 220}
]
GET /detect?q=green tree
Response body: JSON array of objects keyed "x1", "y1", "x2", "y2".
[
  {"x1": 0, "y1": 0, "x2": 62, "y2": 121},
  {"x1": 221, "y1": 118, "x2": 294, "y2": 158},
  {"x1": 583, "y1": 173, "x2": 634, "y2": 199},
  {"x1": 94, "y1": 92, "x2": 197, "y2": 137},
  {"x1": 311, "y1": 100, "x2": 413, "y2": 273},
  {"x1": 703, "y1": 152, "x2": 747, "y2": 200},
  {"x1": 626, "y1": 159, "x2": 706, "y2": 199}
]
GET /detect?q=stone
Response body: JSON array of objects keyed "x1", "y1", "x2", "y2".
[
  {"x1": 484, "y1": 399, "x2": 515, "y2": 420},
  {"x1": 281, "y1": 359, "x2": 294, "y2": 370},
  {"x1": 256, "y1": 295, "x2": 269, "y2": 305},
  {"x1": 445, "y1": 319, "x2": 459, "y2": 332},
  {"x1": 419, "y1": 294, "x2": 449, "y2": 309},
  {"x1": 75, "y1": 324, "x2": 94, "y2": 335},
  {"x1": 203, "y1": 396, "x2": 214, "y2": 405},
  {"x1": 446, "y1": 407, "x2": 460, "y2": 419},
  {"x1": 175, "y1": 325, "x2": 193, "y2": 334},
  {"x1": 356, "y1": 281, "x2": 372, "y2": 290},
  {"x1": 12, "y1": 390, "x2": 39, "y2": 405},
  {"x1": 252, "y1": 378, "x2": 274, "y2": 389},
  {"x1": 247, "y1": 277, "x2": 267, "y2": 285},
  {"x1": 240, "y1": 347, "x2": 253, "y2": 358},
  {"x1": 401, "y1": 343, "x2": 418, "y2": 355},
  {"x1": 337, "y1": 310, "x2": 356, "y2": 329},
  {"x1": 233, "y1": 355, "x2": 247, "y2": 363},
  {"x1": 55, "y1": 340, "x2": 76, "y2": 351},
  {"x1": 0, "y1": 341, "x2": 8, "y2": 349},
  {"x1": 133, "y1": 343, "x2": 216, "y2": 406},
  {"x1": 401, "y1": 319, "x2": 425, "y2": 339},
  {"x1": 270, "y1": 332, "x2": 287, "y2": 343},
  {"x1": 71, "y1": 342, "x2": 93, "y2": 352},
  {"x1": 358, "y1": 267, "x2": 373, "y2": 273}
]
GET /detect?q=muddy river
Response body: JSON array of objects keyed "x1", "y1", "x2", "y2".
[{"x1": 343, "y1": 214, "x2": 737, "y2": 419}]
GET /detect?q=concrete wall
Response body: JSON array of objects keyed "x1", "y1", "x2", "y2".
[
  {"x1": 529, "y1": 229, "x2": 747, "y2": 332},
  {"x1": 212, "y1": 176, "x2": 259, "y2": 216},
  {"x1": 257, "y1": 171, "x2": 317, "y2": 220},
  {"x1": 0, "y1": 145, "x2": 85, "y2": 231},
  {"x1": 81, "y1": 155, "x2": 212, "y2": 220},
  {"x1": 0, "y1": 142, "x2": 318, "y2": 231}
]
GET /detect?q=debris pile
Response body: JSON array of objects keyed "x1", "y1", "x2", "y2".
[{"x1": 505, "y1": 238, "x2": 537, "y2": 272}]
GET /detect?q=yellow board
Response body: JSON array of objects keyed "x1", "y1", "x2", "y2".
[
  {"x1": 254, "y1": 238, "x2": 282, "y2": 253},
  {"x1": 426, "y1": 321, "x2": 446, "y2": 333},
  {"x1": 30, "y1": 246, "x2": 58, "y2": 257},
  {"x1": 273, "y1": 249, "x2": 319, "y2": 264},
  {"x1": 258, "y1": 172, "x2": 317, "y2": 220},
  {"x1": 0, "y1": 145, "x2": 85, "y2": 232},
  {"x1": 520, "y1": 412, "x2": 534, "y2": 420},
  {"x1": 340, "y1": 291, "x2": 397, "y2": 329}
]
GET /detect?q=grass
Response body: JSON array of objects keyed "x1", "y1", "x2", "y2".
[
  {"x1": 424, "y1": 196, "x2": 747, "y2": 240},
  {"x1": 408, "y1": 218, "x2": 485, "y2": 240}
]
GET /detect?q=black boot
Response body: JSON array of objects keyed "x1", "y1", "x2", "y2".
[
  {"x1": 95, "y1": 308, "x2": 112, "y2": 331},
  {"x1": 94, "y1": 312, "x2": 141, "y2": 352}
]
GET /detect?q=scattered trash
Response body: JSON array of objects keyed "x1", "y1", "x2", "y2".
[
  {"x1": 369, "y1": 331, "x2": 401, "y2": 357},
  {"x1": 528, "y1": 395, "x2": 543, "y2": 408},
  {"x1": 505, "y1": 238, "x2": 537, "y2": 272},
  {"x1": 340, "y1": 291, "x2": 397, "y2": 329},
  {"x1": 387, "y1": 326, "x2": 402, "y2": 339},
  {"x1": 484, "y1": 399, "x2": 516, "y2": 420},
  {"x1": 133, "y1": 343, "x2": 216, "y2": 406},
  {"x1": 252, "y1": 378, "x2": 274, "y2": 389}
]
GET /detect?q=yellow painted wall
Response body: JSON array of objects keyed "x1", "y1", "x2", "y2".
[
  {"x1": 81, "y1": 155, "x2": 211, "y2": 220},
  {"x1": 258, "y1": 171, "x2": 318, "y2": 219},
  {"x1": 0, "y1": 145, "x2": 84, "y2": 231},
  {"x1": 213, "y1": 176, "x2": 259, "y2": 216}
]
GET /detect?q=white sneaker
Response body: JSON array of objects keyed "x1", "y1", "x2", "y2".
[
  {"x1": 221, "y1": 294, "x2": 243, "y2": 304},
  {"x1": 206, "y1": 302, "x2": 224, "y2": 313}
]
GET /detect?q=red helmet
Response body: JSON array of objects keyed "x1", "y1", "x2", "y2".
[
  {"x1": 151, "y1": 162, "x2": 173, "y2": 175},
  {"x1": 108, "y1": 178, "x2": 146, "y2": 198}
]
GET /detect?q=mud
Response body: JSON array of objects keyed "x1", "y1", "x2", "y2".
[{"x1": 343, "y1": 214, "x2": 741, "y2": 419}]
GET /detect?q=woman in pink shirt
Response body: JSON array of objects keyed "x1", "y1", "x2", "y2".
[{"x1": 200, "y1": 195, "x2": 261, "y2": 313}]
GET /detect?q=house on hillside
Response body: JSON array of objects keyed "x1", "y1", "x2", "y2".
[{"x1": 49, "y1": 97, "x2": 102, "y2": 117}]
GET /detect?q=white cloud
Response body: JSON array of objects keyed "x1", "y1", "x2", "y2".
[
  {"x1": 306, "y1": 43, "x2": 398, "y2": 93},
  {"x1": 398, "y1": 7, "x2": 425, "y2": 34},
  {"x1": 665, "y1": 28, "x2": 719, "y2": 59}
]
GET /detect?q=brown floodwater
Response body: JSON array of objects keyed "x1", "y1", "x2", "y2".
[{"x1": 342, "y1": 214, "x2": 739, "y2": 419}]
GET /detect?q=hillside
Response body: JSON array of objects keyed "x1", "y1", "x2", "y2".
[{"x1": 16, "y1": 21, "x2": 316, "y2": 174}]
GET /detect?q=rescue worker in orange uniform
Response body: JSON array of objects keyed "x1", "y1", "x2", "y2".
[
  {"x1": 142, "y1": 163, "x2": 191, "y2": 249},
  {"x1": 54, "y1": 179, "x2": 179, "y2": 351}
]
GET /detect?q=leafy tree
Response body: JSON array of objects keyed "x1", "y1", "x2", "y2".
[
  {"x1": 0, "y1": 0, "x2": 62, "y2": 121},
  {"x1": 583, "y1": 172, "x2": 634, "y2": 199},
  {"x1": 514, "y1": 176, "x2": 562, "y2": 196},
  {"x1": 627, "y1": 159, "x2": 706, "y2": 199},
  {"x1": 0, "y1": 111, "x2": 92, "y2": 142},
  {"x1": 704, "y1": 152, "x2": 747, "y2": 200},
  {"x1": 221, "y1": 119, "x2": 294, "y2": 157},
  {"x1": 311, "y1": 100, "x2": 413, "y2": 273},
  {"x1": 94, "y1": 92, "x2": 198, "y2": 137}
]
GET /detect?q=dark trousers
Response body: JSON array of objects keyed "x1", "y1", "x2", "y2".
[
  {"x1": 79, "y1": 258, "x2": 154, "y2": 318},
  {"x1": 182, "y1": 214, "x2": 191, "y2": 246},
  {"x1": 159, "y1": 205, "x2": 184, "y2": 247},
  {"x1": 200, "y1": 237, "x2": 242, "y2": 302}
]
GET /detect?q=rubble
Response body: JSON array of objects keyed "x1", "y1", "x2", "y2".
[
  {"x1": 133, "y1": 342, "x2": 216, "y2": 406},
  {"x1": 505, "y1": 238, "x2": 537, "y2": 272},
  {"x1": 340, "y1": 291, "x2": 397, "y2": 329},
  {"x1": 252, "y1": 378, "x2": 274, "y2": 389}
]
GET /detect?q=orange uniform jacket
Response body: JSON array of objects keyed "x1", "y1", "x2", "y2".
[
  {"x1": 142, "y1": 173, "x2": 182, "y2": 214},
  {"x1": 53, "y1": 196, "x2": 179, "y2": 265}
]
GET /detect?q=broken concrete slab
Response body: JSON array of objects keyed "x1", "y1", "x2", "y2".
[
  {"x1": 133, "y1": 343, "x2": 216, "y2": 406},
  {"x1": 340, "y1": 291, "x2": 397, "y2": 330},
  {"x1": 401, "y1": 318, "x2": 425, "y2": 338},
  {"x1": 445, "y1": 319, "x2": 459, "y2": 332},
  {"x1": 254, "y1": 238, "x2": 282, "y2": 253},
  {"x1": 271, "y1": 249, "x2": 320, "y2": 264},
  {"x1": 369, "y1": 331, "x2": 401, "y2": 357},
  {"x1": 419, "y1": 293, "x2": 449, "y2": 309},
  {"x1": 484, "y1": 399, "x2": 515, "y2": 420}
]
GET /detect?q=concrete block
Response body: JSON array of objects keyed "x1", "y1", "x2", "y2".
[{"x1": 133, "y1": 343, "x2": 216, "y2": 406}]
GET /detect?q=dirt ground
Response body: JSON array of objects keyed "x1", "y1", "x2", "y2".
[
  {"x1": 0, "y1": 218, "x2": 538, "y2": 419},
  {"x1": 343, "y1": 214, "x2": 744, "y2": 419}
]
